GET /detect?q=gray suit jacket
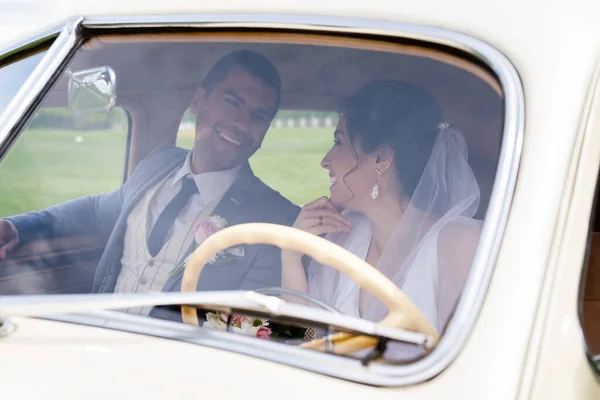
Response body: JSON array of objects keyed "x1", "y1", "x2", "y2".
[{"x1": 7, "y1": 146, "x2": 300, "y2": 321}]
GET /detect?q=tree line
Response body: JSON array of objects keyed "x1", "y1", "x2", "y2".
[
  {"x1": 28, "y1": 108, "x2": 127, "y2": 130},
  {"x1": 28, "y1": 108, "x2": 338, "y2": 130}
]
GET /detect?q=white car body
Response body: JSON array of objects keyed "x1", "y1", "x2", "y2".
[{"x1": 2, "y1": 0, "x2": 600, "y2": 398}]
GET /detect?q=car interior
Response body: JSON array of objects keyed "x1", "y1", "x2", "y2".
[
  {"x1": 0, "y1": 32, "x2": 504, "y2": 303},
  {"x1": 582, "y1": 178, "x2": 600, "y2": 357}
]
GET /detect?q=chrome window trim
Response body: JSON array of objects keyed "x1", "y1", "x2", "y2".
[
  {"x1": 0, "y1": 14, "x2": 524, "y2": 386},
  {"x1": 0, "y1": 23, "x2": 63, "y2": 65},
  {"x1": 0, "y1": 17, "x2": 82, "y2": 156}
]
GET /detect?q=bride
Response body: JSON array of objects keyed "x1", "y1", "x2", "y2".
[{"x1": 281, "y1": 80, "x2": 482, "y2": 341}]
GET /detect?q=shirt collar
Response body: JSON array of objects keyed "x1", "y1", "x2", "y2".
[{"x1": 171, "y1": 150, "x2": 242, "y2": 204}]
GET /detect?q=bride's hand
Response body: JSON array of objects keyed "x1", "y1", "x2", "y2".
[
  {"x1": 294, "y1": 196, "x2": 352, "y2": 236},
  {"x1": 293, "y1": 196, "x2": 352, "y2": 236},
  {"x1": 283, "y1": 197, "x2": 352, "y2": 259}
]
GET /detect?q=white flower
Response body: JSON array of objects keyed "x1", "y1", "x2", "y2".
[
  {"x1": 202, "y1": 312, "x2": 227, "y2": 331},
  {"x1": 227, "y1": 246, "x2": 245, "y2": 257},
  {"x1": 203, "y1": 312, "x2": 271, "y2": 339},
  {"x1": 232, "y1": 320, "x2": 259, "y2": 337},
  {"x1": 208, "y1": 215, "x2": 228, "y2": 231},
  {"x1": 232, "y1": 317, "x2": 269, "y2": 335}
]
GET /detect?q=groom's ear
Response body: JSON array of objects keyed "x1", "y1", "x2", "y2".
[{"x1": 189, "y1": 86, "x2": 207, "y2": 115}]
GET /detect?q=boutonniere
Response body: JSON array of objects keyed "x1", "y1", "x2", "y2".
[{"x1": 168, "y1": 215, "x2": 244, "y2": 278}]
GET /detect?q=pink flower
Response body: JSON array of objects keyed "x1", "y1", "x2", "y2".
[
  {"x1": 193, "y1": 216, "x2": 229, "y2": 244},
  {"x1": 256, "y1": 326, "x2": 272, "y2": 340},
  {"x1": 209, "y1": 312, "x2": 248, "y2": 329},
  {"x1": 232, "y1": 314, "x2": 248, "y2": 327},
  {"x1": 194, "y1": 220, "x2": 219, "y2": 244}
]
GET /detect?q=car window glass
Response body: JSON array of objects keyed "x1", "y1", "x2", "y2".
[
  {"x1": 0, "y1": 107, "x2": 129, "y2": 216},
  {"x1": 581, "y1": 177, "x2": 600, "y2": 371},
  {"x1": 0, "y1": 34, "x2": 505, "y2": 364},
  {"x1": 177, "y1": 109, "x2": 338, "y2": 205},
  {"x1": 0, "y1": 51, "x2": 47, "y2": 116}
]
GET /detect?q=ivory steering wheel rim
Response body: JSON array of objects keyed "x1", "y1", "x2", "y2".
[{"x1": 180, "y1": 223, "x2": 439, "y2": 354}]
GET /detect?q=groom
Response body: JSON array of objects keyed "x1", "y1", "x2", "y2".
[{"x1": 0, "y1": 50, "x2": 300, "y2": 320}]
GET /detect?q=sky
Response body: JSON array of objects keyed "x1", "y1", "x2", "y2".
[{"x1": 0, "y1": 0, "x2": 78, "y2": 48}]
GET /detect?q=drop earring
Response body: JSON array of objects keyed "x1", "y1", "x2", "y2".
[{"x1": 371, "y1": 168, "x2": 381, "y2": 199}]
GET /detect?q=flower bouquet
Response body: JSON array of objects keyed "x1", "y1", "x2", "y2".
[{"x1": 202, "y1": 310, "x2": 309, "y2": 341}]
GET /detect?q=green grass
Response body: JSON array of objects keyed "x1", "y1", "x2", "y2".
[
  {"x1": 0, "y1": 127, "x2": 334, "y2": 217},
  {"x1": 250, "y1": 127, "x2": 332, "y2": 204}
]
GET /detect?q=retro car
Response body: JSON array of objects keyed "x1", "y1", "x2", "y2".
[{"x1": 1, "y1": 1, "x2": 600, "y2": 399}]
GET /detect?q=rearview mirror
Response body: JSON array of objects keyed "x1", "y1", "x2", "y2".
[{"x1": 67, "y1": 66, "x2": 116, "y2": 114}]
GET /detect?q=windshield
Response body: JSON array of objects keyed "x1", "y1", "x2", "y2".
[{"x1": 0, "y1": 33, "x2": 504, "y2": 362}]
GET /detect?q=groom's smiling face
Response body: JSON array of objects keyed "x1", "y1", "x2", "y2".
[{"x1": 189, "y1": 66, "x2": 277, "y2": 173}]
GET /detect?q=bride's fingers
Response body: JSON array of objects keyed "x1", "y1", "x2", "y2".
[
  {"x1": 320, "y1": 216, "x2": 351, "y2": 232},
  {"x1": 302, "y1": 196, "x2": 333, "y2": 211},
  {"x1": 321, "y1": 198, "x2": 338, "y2": 212},
  {"x1": 306, "y1": 196, "x2": 337, "y2": 212},
  {"x1": 305, "y1": 224, "x2": 341, "y2": 236},
  {"x1": 321, "y1": 216, "x2": 351, "y2": 231},
  {"x1": 301, "y1": 209, "x2": 351, "y2": 228},
  {"x1": 299, "y1": 216, "x2": 350, "y2": 232}
]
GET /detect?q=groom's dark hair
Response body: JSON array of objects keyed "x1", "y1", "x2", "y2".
[{"x1": 201, "y1": 50, "x2": 282, "y2": 116}]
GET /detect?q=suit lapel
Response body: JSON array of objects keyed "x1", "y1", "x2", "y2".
[
  {"x1": 210, "y1": 163, "x2": 254, "y2": 226},
  {"x1": 124, "y1": 154, "x2": 188, "y2": 214},
  {"x1": 162, "y1": 163, "x2": 257, "y2": 292}
]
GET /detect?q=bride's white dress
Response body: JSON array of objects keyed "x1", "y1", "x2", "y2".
[
  {"x1": 308, "y1": 209, "x2": 481, "y2": 359},
  {"x1": 305, "y1": 126, "x2": 482, "y2": 360},
  {"x1": 329, "y1": 211, "x2": 440, "y2": 329}
]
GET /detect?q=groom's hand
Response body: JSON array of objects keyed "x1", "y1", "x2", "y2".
[
  {"x1": 292, "y1": 196, "x2": 352, "y2": 237},
  {"x1": 0, "y1": 219, "x2": 20, "y2": 260}
]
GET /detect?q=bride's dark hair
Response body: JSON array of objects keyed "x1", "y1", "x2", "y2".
[{"x1": 341, "y1": 80, "x2": 443, "y2": 198}]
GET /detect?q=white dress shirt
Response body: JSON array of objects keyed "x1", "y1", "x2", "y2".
[
  {"x1": 147, "y1": 150, "x2": 242, "y2": 240},
  {"x1": 114, "y1": 150, "x2": 243, "y2": 306}
]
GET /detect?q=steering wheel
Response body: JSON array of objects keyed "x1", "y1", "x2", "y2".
[{"x1": 180, "y1": 223, "x2": 440, "y2": 355}]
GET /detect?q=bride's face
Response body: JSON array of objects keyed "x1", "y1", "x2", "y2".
[{"x1": 321, "y1": 118, "x2": 378, "y2": 210}]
